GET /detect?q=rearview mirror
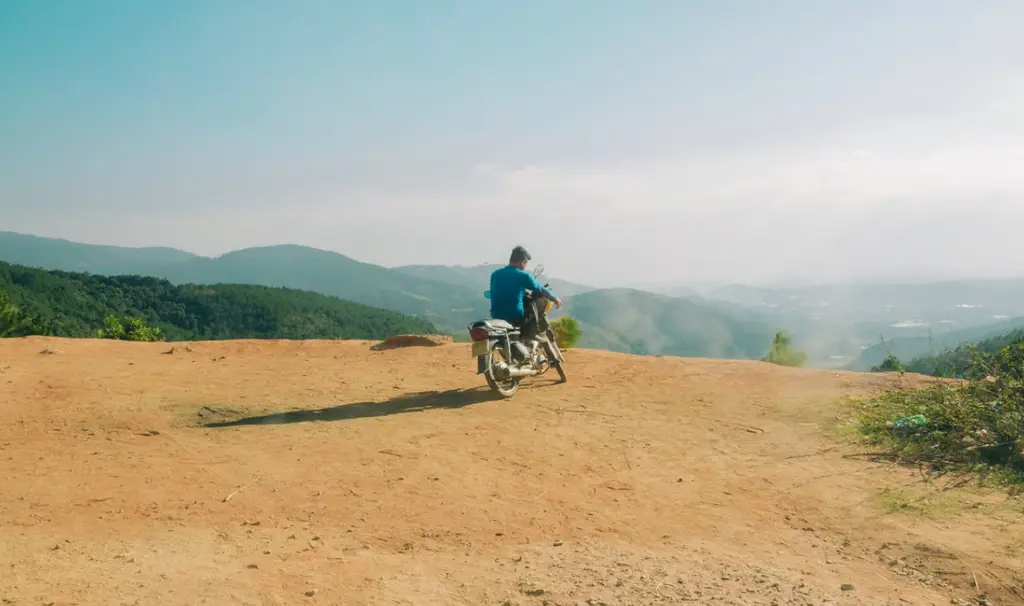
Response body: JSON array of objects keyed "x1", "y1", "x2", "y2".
[{"x1": 532, "y1": 264, "x2": 545, "y2": 278}]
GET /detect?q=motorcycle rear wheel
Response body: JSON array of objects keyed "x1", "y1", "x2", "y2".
[{"x1": 485, "y1": 342, "x2": 521, "y2": 398}]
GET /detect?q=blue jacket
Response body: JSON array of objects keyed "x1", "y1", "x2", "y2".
[{"x1": 489, "y1": 265, "x2": 557, "y2": 323}]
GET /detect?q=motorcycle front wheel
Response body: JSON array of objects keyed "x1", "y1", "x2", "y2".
[{"x1": 543, "y1": 340, "x2": 567, "y2": 383}]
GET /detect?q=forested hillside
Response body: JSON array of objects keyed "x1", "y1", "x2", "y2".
[
  {"x1": 0, "y1": 262, "x2": 436, "y2": 341},
  {"x1": 884, "y1": 328, "x2": 1024, "y2": 378},
  {"x1": 561, "y1": 288, "x2": 777, "y2": 359},
  {"x1": 847, "y1": 316, "x2": 1024, "y2": 371}
]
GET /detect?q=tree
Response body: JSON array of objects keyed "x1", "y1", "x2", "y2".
[
  {"x1": 871, "y1": 354, "x2": 905, "y2": 373},
  {"x1": 0, "y1": 289, "x2": 36, "y2": 337},
  {"x1": 550, "y1": 316, "x2": 582, "y2": 349},
  {"x1": 762, "y1": 330, "x2": 808, "y2": 367},
  {"x1": 0, "y1": 289, "x2": 20, "y2": 337}
]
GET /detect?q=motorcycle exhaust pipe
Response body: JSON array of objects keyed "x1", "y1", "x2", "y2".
[{"x1": 505, "y1": 366, "x2": 539, "y2": 378}]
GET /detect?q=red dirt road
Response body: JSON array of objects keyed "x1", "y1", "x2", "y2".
[{"x1": 1, "y1": 337, "x2": 1021, "y2": 605}]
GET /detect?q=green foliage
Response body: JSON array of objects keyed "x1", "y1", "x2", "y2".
[
  {"x1": 0, "y1": 288, "x2": 49, "y2": 337},
  {"x1": 871, "y1": 354, "x2": 905, "y2": 373},
  {"x1": 846, "y1": 318, "x2": 1024, "y2": 372},
  {"x1": 903, "y1": 329, "x2": 1024, "y2": 378},
  {"x1": 761, "y1": 330, "x2": 808, "y2": 367},
  {"x1": 0, "y1": 261, "x2": 437, "y2": 342},
  {"x1": 0, "y1": 289, "x2": 24, "y2": 337},
  {"x1": 98, "y1": 314, "x2": 163, "y2": 342},
  {"x1": 98, "y1": 314, "x2": 124, "y2": 340},
  {"x1": 855, "y1": 340, "x2": 1024, "y2": 484},
  {"x1": 549, "y1": 316, "x2": 582, "y2": 349},
  {"x1": 123, "y1": 317, "x2": 162, "y2": 342}
]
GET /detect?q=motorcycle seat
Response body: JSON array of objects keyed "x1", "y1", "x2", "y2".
[
  {"x1": 471, "y1": 318, "x2": 517, "y2": 332},
  {"x1": 485, "y1": 319, "x2": 515, "y2": 330}
]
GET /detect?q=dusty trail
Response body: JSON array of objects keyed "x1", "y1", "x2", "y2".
[{"x1": 1, "y1": 337, "x2": 1021, "y2": 605}]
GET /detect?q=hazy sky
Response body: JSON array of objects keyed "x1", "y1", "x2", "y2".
[{"x1": 2, "y1": 1, "x2": 1022, "y2": 287}]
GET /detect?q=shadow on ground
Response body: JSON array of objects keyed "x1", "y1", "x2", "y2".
[{"x1": 203, "y1": 388, "x2": 499, "y2": 428}]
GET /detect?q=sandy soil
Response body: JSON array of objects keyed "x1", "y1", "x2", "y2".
[{"x1": 1, "y1": 337, "x2": 1021, "y2": 605}]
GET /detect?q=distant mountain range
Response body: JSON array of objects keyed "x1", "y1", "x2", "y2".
[
  {"x1": 706, "y1": 281, "x2": 1024, "y2": 329},
  {"x1": 700, "y1": 281, "x2": 1024, "y2": 368},
  {"x1": 392, "y1": 263, "x2": 594, "y2": 298},
  {"x1": 6, "y1": 230, "x2": 1024, "y2": 366},
  {"x1": 1, "y1": 232, "x2": 487, "y2": 334},
  {"x1": 0, "y1": 231, "x2": 201, "y2": 275},
  {"x1": 0, "y1": 231, "x2": 781, "y2": 358}
]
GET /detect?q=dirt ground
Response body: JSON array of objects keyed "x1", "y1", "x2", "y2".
[{"x1": 1, "y1": 337, "x2": 1022, "y2": 605}]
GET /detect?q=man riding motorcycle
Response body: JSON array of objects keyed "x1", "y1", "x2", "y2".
[{"x1": 489, "y1": 246, "x2": 562, "y2": 363}]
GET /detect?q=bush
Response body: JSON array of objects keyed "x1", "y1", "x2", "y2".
[
  {"x1": 550, "y1": 316, "x2": 582, "y2": 349},
  {"x1": 98, "y1": 314, "x2": 163, "y2": 342},
  {"x1": 872, "y1": 354, "x2": 905, "y2": 373},
  {"x1": 762, "y1": 330, "x2": 807, "y2": 367},
  {"x1": 855, "y1": 340, "x2": 1024, "y2": 483}
]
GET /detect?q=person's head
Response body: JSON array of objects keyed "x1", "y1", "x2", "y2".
[{"x1": 509, "y1": 245, "x2": 531, "y2": 270}]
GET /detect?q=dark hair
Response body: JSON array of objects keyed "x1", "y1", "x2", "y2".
[{"x1": 509, "y1": 245, "x2": 531, "y2": 264}]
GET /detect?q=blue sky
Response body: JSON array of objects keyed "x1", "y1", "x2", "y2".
[{"x1": 2, "y1": 1, "x2": 1022, "y2": 286}]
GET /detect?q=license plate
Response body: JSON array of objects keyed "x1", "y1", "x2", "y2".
[{"x1": 471, "y1": 340, "x2": 489, "y2": 357}]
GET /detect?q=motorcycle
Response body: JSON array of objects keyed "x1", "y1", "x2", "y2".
[{"x1": 467, "y1": 264, "x2": 567, "y2": 397}]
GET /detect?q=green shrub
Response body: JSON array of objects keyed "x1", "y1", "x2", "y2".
[
  {"x1": 550, "y1": 316, "x2": 582, "y2": 349},
  {"x1": 855, "y1": 340, "x2": 1024, "y2": 484},
  {"x1": 872, "y1": 354, "x2": 905, "y2": 373},
  {"x1": 98, "y1": 314, "x2": 163, "y2": 342},
  {"x1": 762, "y1": 330, "x2": 807, "y2": 367}
]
